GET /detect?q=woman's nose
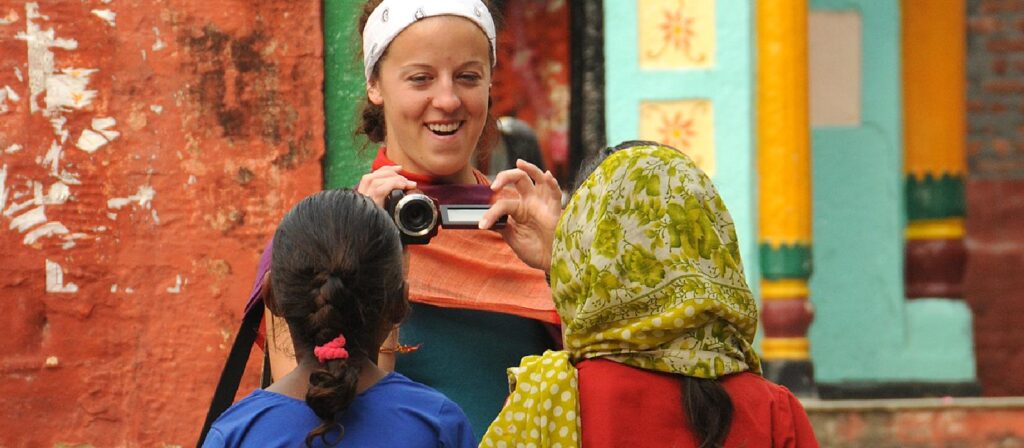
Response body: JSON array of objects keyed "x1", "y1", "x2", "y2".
[{"x1": 431, "y1": 82, "x2": 462, "y2": 112}]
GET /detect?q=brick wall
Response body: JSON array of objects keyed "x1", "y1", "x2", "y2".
[{"x1": 965, "y1": 0, "x2": 1024, "y2": 396}]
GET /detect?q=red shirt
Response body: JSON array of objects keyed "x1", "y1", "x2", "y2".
[{"x1": 578, "y1": 358, "x2": 818, "y2": 448}]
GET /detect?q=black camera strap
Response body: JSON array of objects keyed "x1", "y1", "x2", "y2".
[{"x1": 197, "y1": 301, "x2": 265, "y2": 446}]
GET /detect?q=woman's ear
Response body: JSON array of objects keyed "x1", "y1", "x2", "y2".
[
  {"x1": 261, "y1": 271, "x2": 281, "y2": 316},
  {"x1": 367, "y1": 80, "x2": 384, "y2": 106}
]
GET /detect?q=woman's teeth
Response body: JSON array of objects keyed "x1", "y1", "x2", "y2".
[{"x1": 427, "y1": 122, "x2": 460, "y2": 135}]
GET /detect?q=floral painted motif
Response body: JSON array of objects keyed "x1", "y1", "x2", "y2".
[
  {"x1": 640, "y1": 100, "x2": 716, "y2": 176},
  {"x1": 639, "y1": 0, "x2": 716, "y2": 68}
]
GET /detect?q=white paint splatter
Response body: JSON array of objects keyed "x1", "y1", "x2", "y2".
[
  {"x1": 0, "y1": 85, "x2": 21, "y2": 113},
  {"x1": 44, "y1": 68, "x2": 97, "y2": 112},
  {"x1": 46, "y1": 181, "x2": 69, "y2": 204},
  {"x1": 75, "y1": 129, "x2": 108, "y2": 153},
  {"x1": 5, "y1": 144, "x2": 22, "y2": 154},
  {"x1": 151, "y1": 209, "x2": 160, "y2": 225},
  {"x1": 167, "y1": 275, "x2": 184, "y2": 294},
  {"x1": 18, "y1": 3, "x2": 79, "y2": 114},
  {"x1": 110, "y1": 284, "x2": 118, "y2": 293},
  {"x1": 106, "y1": 212, "x2": 117, "y2": 220},
  {"x1": 188, "y1": 175, "x2": 197, "y2": 185},
  {"x1": 41, "y1": 140, "x2": 61, "y2": 175},
  {"x1": 150, "y1": 104, "x2": 163, "y2": 114},
  {"x1": 124, "y1": 287, "x2": 134, "y2": 294},
  {"x1": 13, "y1": 67, "x2": 23, "y2": 82},
  {"x1": 60, "y1": 232, "x2": 87, "y2": 249},
  {"x1": 25, "y1": 221, "x2": 68, "y2": 244},
  {"x1": 107, "y1": 185, "x2": 155, "y2": 209},
  {"x1": 152, "y1": 27, "x2": 166, "y2": 51},
  {"x1": 44, "y1": 356, "x2": 58, "y2": 367},
  {"x1": 45, "y1": 259, "x2": 78, "y2": 293},
  {"x1": 0, "y1": 164, "x2": 7, "y2": 212},
  {"x1": 10, "y1": 205, "x2": 45, "y2": 232},
  {"x1": 49, "y1": 116, "x2": 67, "y2": 143},
  {"x1": 0, "y1": 9, "x2": 19, "y2": 25},
  {"x1": 90, "y1": 9, "x2": 115, "y2": 27}
]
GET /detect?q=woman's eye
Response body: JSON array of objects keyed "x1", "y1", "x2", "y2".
[
  {"x1": 458, "y1": 73, "x2": 483, "y2": 83},
  {"x1": 408, "y1": 74, "x2": 431, "y2": 84}
]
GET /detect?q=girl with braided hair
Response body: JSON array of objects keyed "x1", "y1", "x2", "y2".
[{"x1": 205, "y1": 189, "x2": 474, "y2": 447}]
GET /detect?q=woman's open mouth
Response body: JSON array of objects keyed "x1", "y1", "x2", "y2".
[{"x1": 426, "y1": 122, "x2": 462, "y2": 137}]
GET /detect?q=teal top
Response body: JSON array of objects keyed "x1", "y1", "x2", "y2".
[{"x1": 395, "y1": 303, "x2": 556, "y2": 441}]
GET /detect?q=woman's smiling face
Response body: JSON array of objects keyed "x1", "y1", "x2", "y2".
[{"x1": 367, "y1": 15, "x2": 492, "y2": 183}]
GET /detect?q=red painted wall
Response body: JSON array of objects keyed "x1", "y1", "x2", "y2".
[{"x1": 0, "y1": 1, "x2": 323, "y2": 445}]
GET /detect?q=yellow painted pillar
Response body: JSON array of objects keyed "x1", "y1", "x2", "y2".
[
  {"x1": 757, "y1": 0, "x2": 815, "y2": 395},
  {"x1": 902, "y1": 0, "x2": 967, "y2": 299}
]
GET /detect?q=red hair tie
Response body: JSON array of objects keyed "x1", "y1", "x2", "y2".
[{"x1": 313, "y1": 335, "x2": 349, "y2": 363}]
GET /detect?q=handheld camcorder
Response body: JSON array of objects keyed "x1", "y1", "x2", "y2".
[{"x1": 384, "y1": 189, "x2": 507, "y2": 245}]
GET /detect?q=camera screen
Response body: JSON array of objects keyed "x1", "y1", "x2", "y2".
[{"x1": 445, "y1": 207, "x2": 488, "y2": 223}]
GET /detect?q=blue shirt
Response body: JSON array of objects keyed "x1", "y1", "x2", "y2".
[{"x1": 203, "y1": 372, "x2": 475, "y2": 447}]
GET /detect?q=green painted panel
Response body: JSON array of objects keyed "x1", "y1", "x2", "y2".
[
  {"x1": 809, "y1": 0, "x2": 975, "y2": 384},
  {"x1": 760, "y1": 243, "x2": 813, "y2": 280},
  {"x1": 603, "y1": 0, "x2": 758, "y2": 296},
  {"x1": 906, "y1": 173, "x2": 966, "y2": 220},
  {"x1": 324, "y1": 0, "x2": 374, "y2": 189}
]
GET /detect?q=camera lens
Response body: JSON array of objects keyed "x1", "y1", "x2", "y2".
[
  {"x1": 400, "y1": 199, "x2": 434, "y2": 232},
  {"x1": 393, "y1": 194, "x2": 438, "y2": 237}
]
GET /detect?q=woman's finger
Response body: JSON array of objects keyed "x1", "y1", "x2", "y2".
[{"x1": 479, "y1": 198, "x2": 520, "y2": 230}]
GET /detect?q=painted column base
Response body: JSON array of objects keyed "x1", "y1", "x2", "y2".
[
  {"x1": 763, "y1": 359, "x2": 817, "y2": 397},
  {"x1": 905, "y1": 237, "x2": 966, "y2": 298}
]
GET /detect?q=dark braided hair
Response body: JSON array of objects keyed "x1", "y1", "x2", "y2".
[
  {"x1": 572, "y1": 140, "x2": 735, "y2": 448},
  {"x1": 270, "y1": 189, "x2": 408, "y2": 447},
  {"x1": 354, "y1": 0, "x2": 501, "y2": 154}
]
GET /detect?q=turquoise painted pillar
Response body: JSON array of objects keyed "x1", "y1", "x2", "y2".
[
  {"x1": 807, "y1": 0, "x2": 976, "y2": 396},
  {"x1": 604, "y1": 0, "x2": 758, "y2": 290}
]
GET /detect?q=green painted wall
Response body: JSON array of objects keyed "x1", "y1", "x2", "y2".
[
  {"x1": 808, "y1": 0, "x2": 975, "y2": 383},
  {"x1": 603, "y1": 0, "x2": 759, "y2": 293},
  {"x1": 324, "y1": 0, "x2": 374, "y2": 189}
]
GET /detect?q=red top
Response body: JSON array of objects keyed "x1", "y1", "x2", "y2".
[{"x1": 577, "y1": 358, "x2": 818, "y2": 448}]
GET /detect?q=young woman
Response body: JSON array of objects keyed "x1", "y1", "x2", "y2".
[
  {"x1": 206, "y1": 189, "x2": 474, "y2": 447},
  {"x1": 480, "y1": 142, "x2": 819, "y2": 447},
  {"x1": 252, "y1": 0, "x2": 560, "y2": 439}
]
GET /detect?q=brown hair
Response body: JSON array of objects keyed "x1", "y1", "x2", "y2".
[
  {"x1": 355, "y1": 0, "x2": 501, "y2": 155},
  {"x1": 270, "y1": 189, "x2": 408, "y2": 447}
]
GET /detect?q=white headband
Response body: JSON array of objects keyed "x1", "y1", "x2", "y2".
[{"x1": 362, "y1": 0, "x2": 497, "y2": 82}]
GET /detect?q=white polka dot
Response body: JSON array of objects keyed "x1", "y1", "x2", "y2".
[
  {"x1": 596, "y1": 332, "x2": 605, "y2": 341},
  {"x1": 497, "y1": 442, "x2": 507, "y2": 448},
  {"x1": 622, "y1": 329, "x2": 632, "y2": 339},
  {"x1": 561, "y1": 391, "x2": 571, "y2": 401},
  {"x1": 543, "y1": 399, "x2": 552, "y2": 410},
  {"x1": 567, "y1": 410, "x2": 577, "y2": 420},
  {"x1": 553, "y1": 444, "x2": 562, "y2": 448},
  {"x1": 685, "y1": 306, "x2": 695, "y2": 317},
  {"x1": 540, "y1": 415, "x2": 548, "y2": 427},
  {"x1": 494, "y1": 427, "x2": 504, "y2": 436},
  {"x1": 559, "y1": 426, "x2": 569, "y2": 437},
  {"x1": 505, "y1": 412, "x2": 514, "y2": 421},
  {"x1": 653, "y1": 317, "x2": 663, "y2": 326},
  {"x1": 530, "y1": 429, "x2": 539, "y2": 438},
  {"x1": 527, "y1": 443, "x2": 537, "y2": 448},
  {"x1": 674, "y1": 318, "x2": 686, "y2": 327},
  {"x1": 546, "y1": 370, "x2": 555, "y2": 378},
  {"x1": 548, "y1": 421, "x2": 556, "y2": 431},
  {"x1": 542, "y1": 357, "x2": 552, "y2": 365},
  {"x1": 550, "y1": 384, "x2": 560, "y2": 394},
  {"x1": 570, "y1": 378, "x2": 578, "y2": 388},
  {"x1": 485, "y1": 438, "x2": 494, "y2": 446},
  {"x1": 572, "y1": 431, "x2": 578, "y2": 441},
  {"x1": 554, "y1": 406, "x2": 563, "y2": 416},
  {"x1": 516, "y1": 443, "x2": 526, "y2": 448},
  {"x1": 557, "y1": 372, "x2": 568, "y2": 380},
  {"x1": 514, "y1": 412, "x2": 525, "y2": 421}
]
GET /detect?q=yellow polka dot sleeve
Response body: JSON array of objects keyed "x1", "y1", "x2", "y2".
[{"x1": 480, "y1": 351, "x2": 580, "y2": 448}]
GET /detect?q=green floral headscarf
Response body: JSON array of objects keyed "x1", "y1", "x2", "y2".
[{"x1": 481, "y1": 143, "x2": 760, "y2": 448}]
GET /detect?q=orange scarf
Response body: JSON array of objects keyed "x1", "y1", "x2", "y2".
[{"x1": 372, "y1": 148, "x2": 559, "y2": 324}]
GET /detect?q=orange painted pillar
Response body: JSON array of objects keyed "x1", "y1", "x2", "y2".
[
  {"x1": 757, "y1": 0, "x2": 815, "y2": 395},
  {"x1": 902, "y1": 0, "x2": 967, "y2": 299}
]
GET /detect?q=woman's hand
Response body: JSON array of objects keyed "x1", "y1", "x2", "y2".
[
  {"x1": 357, "y1": 165, "x2": 417, "y2": 208},
  {"x1": 480, "y1": 159, "x2": 562, "y2": 272}
]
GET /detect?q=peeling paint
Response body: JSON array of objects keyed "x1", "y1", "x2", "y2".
[
  {"x1": 5, "y1": 144, "x2": 23, "y2": 153},
  {"x1": 25, "y1": 221, "x2": 68, "y2": 245},
  {"x1": 110, "y1": 284, "x2": 117, "y2": 293},
  {"x1": 44, "y1": 356, "x2": 58, "y2": 367},
  {"x1": 107, "y1": 185, "x2": 155, "y2": 209},
  {"x1": 46, "y1": 181, "x2": 69, "y2": 204},
  {"x1": 91, "y1": 9, "x2": 115, "y2": 27},
  {"x1": 150, "y1": 104, "x2": 163, "y2": 114},
  {"x1": 75, "y1": 129, "x2": 108, "y2": 153},
  {"x1": 151, "y1": 209, "x2": 160, "y2": 224},
  {"x1": 0, "y1": 85, "x2": 21, "y2": 113},
  {"x1": 152, "y1": 27, "x2": 166, "y2": 51},
  {"x1": 41, "y1": 140, "x2": 61, "y2": 175},
  {"x1": 18, "y1": 3, "x2": 79, "y2": 114},
  {"x1": 0, "y1": 164, "x2": 6, "y2": 211},
  {"x1": 0, "y1": 9, "x2": 20, "y2": 25},
  {"x1": 60, "y1": 232, "x2": 88, "y2": 249},
  {"x1": 166, "y1": 275, "x2": 184, "y2": 294},
  {"x1": 13, "y1": 66, "x2": 23, "y2": 82},
  {"x1": 45, "y1": 259, "x2": 78, "y2": 293},
  {"x1": 10, "y1": 206, "x2": 45, "y2": 232},
  {"x1": 45, "y1": 68, "x2": 98, "y2": 113}
]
